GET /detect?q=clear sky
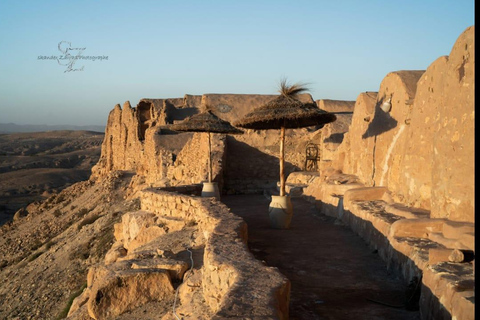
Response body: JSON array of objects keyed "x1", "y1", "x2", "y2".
[{"x1": 0, "y1": 0, "x2": 474, "y2": 126}]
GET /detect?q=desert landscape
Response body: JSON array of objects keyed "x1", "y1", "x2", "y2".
[
  {"x1": 0, "y1": 130, "x2": 104, "y2": 224},
  {"x1": 0, "y1": 25, "x2": 474, "y2": 320}
]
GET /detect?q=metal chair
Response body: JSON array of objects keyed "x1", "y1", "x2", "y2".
[{"x1": 304, "y1": 143, "x2": 320, "y2": 172}]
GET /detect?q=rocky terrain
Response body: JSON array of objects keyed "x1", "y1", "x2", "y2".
[
  {"x1": 0, "y1": 130, "x2": 104, "y2": 224},
  {"x1": 0, "y1": 171, "x2": 140, "y2": 319}
]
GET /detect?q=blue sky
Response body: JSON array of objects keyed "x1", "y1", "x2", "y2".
[{"x1": 0, "y1": 0, "x2": 474, "y2": 126}]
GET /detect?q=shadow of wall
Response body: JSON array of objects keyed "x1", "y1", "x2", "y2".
[{"x1": 224, "y1": 136, "x2": 299, "y2": 194}]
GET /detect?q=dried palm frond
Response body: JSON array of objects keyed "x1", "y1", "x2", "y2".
[{"x1": 279, "y1": 78, "x2": 310, "y2": 97}]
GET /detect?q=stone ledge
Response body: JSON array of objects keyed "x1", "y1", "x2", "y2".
[
  {"x1": 420, "y1": 262, "x2": 474, "y2": 320},
  {"x1": 300, "y1": 180, "x2": 474, "y2": 320},
  {"x1": 342, "y1": 198, "x2": 474, "y2": 320}
]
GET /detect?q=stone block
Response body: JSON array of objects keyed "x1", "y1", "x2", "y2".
[
  {"x1": 343, "y1": 187, "x2": 388, "y2": 210},
  {"x1": 384, "y1": 203, "x2": 430, "y2": 220},
  {"x1": 442, "y1": 220, "x2": 474, "y2": 239},
  {"x1": 104, "y1": 242, "x2": 128, "y2": 265},
  {"x1": 428, "y1": 248, "x2": 455, "y2": 265},
  {"x1": 126, "y1": 225, "x2": 166, "y2": 251},
  {"x1": 389, "y1": 218, "x2": 445, "y2": 239},
  {"x1": 87, "y1": 268, "x2": 174, "y2": 319},
  {"x1": 131, "y1": 257, "x2": 189, "y2": 280}
]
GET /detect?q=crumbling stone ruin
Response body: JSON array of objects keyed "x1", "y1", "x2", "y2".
[{"x1": 65, "y1": 26, "x2": 474, "y2": 319}]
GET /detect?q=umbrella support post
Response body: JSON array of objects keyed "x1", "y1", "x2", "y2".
[
  {"x1": 201, "y1": 182, "x2": 220, "y2": 200},
  {"x1": 268, "y1": 125, "x2": 293, "y2": 229},
  {"x1": 208, "y1": 132, "x2": 212, "y2": 183},
  {"x1": 203, "y1": 133, "x2": 220, "y2": 200},
  {"x1": 279, "y1": 126, "x2": 286, "y2": 197}
]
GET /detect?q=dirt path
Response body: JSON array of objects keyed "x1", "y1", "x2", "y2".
[{"x1": 222, "y1": 195, "x2": 420, "y2": 320}]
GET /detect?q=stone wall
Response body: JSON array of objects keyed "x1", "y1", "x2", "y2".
[
  {"x1": 92, "y1": 91, "x2": 331, "y2": 196},
  {"x1": 429, "y1": 27, "x2": 474, "y2": 221},
  {"x1": 68, "y1": 186, "x2": 290, "y2": 319},
  {"x1": 91, "y1": 101, "x2": 226, "y2": 191},
  {"x1": 139, "y1": 188, "x2": 291, "y2": 319},
  {"x1": 166, "y1": 132, "x2": 226, "y2": 189},
  {"x1": 333, "y1": 92, "x2": 377, "y2": 186},
  {"x1": 333, "y1": 26, "x2": 474, "y2": 223},
  {"x1": 91, "y1": 102, "x2": 143, "y2": 178},
  {"x1": 316, "y1": 99, "x2": 355, "y2": 168},
  {"x1": 290, "y1": 25, "x2": 475, "y2": 320}
]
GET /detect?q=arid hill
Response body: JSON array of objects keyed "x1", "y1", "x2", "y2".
[{"x1": 0, "y1": 130, "x2": 104, "y2": 224}]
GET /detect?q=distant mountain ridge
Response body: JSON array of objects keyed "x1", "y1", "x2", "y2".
[{"x1": 0, "y1": 123, "x2": 105, "y2": 133}]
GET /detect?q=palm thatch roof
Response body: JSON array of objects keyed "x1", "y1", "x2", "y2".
[
  {"x1": 234, "y1": 81, "x2": 336, "y2": 130},
  {"x1": 169, "y1": 110, "x2": 243, "y2": 134}
]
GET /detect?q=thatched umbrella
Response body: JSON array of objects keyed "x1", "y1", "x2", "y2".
[
  {"x1": 235, "y1": 80, "x2": 336, "y2": 197},
  {"x1": 170, "y1": 109, "x2": 243, "y2": 184}
]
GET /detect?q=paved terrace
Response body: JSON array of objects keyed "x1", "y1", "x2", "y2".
[{"x1": 222, "y1": 194, "x2": 421, "y2": 320}]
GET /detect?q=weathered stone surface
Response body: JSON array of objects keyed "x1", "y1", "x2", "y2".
[
  {"x1": 316, "y1": 100, "x2": 354, "y2": 165},
  {"x1": 127, "y1": 226, "x2": 166, "y2": 252},
  {"x1": 343, "y1": 187, "x2": 389, "y2": 208},
  {"x1": 442, "y1": 220, "x2": 475, "y2": 239},
  {"x1": 317, "y1": 99, "x2": 355, "y2": 113},
  {"x1": 428, "y1": 232, "x2": 474, "y2": 251},
  {"x1": 166, "y1": 132, "x2": 226, "y2": 188},
  {"x1": 388, "y1": 218, "x2": 445, "y2": 238},
  {"x1": 334, "y1": 92, "x2": 377, "y2": 186},
  {"x1": 421, "y1": 262, "x2": 474, "y2": 320},
  {"x1": 430, "y1": 26, "x2": 475, "y2": 222},
  {"x1": 428, "y1": 248, "x2": 455, "y2": 265},
  {"x1": 131, "y1": 257, "x2": 189, "y2": 280},
  {"x1": 87, "y1": 266, "x2": 174, "y2": 320},
  {"x1": 370, "y1": 70, "x2": 425, "y2": 191},
  {"x1": 91, "y1": 102, "x2": 144, "y2": 179},
  {"x1": 384, "y1": 203, "x2": 430, "y2": 219},
  {"x1": 119, "y1": 211, "x2": 158, "y2": 248},
  {"x1": 67, "y1": 287, "x2": 91, "y2": 317},
  {"x1": 104, "y1": 241, "x2": 127, "y2": 265},
  {"x1": 139, "y1": 189, "x2": 291, "y2": 319}
]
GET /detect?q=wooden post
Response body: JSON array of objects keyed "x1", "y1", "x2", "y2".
[
  {"x1": 280, "y1": 126, "x2": 285, "y2": 196},
  {"x1": 208, "y1": 132, "x2": 212, "y2": 182}
]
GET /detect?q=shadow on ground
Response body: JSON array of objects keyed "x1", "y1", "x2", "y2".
[{"x1": 222, "y1": 194, "x2": 421, "y2": 320}]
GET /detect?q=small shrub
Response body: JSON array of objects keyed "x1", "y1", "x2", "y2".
[
  {"x1": 31, "y1": 239, "x2": 43, "y2": 251},
  {"x1": 76, "y1": 208, "x2": 90, "y2": 217},
  {"x1": 186, "y1": 219, "x2": 197, "y2": 227},
  {"x1": 70, "y1": 205, "x2": 77, "y2": 210},
  {"x1": 54, "y1": 282, "x2": 87, "y2": 320},
  {"x1": 53, "y1": 209, "x2": 62, "y2": 217},
  {"x1": 77, "y1": 214, "x2": 100, "y2": 230},
  {"x1": 45, "y1": 240, "x2": 55, "y2": 250},
  {"x1": 69, "y1": 242, "x2": 90, "y2": 261},
  {"x1": 92, "y1": 230, "x2": 114, "y2": 259},
  {"x1": 27, "y1": 251, "x2": 43, "y2": 262},
  {"x1": 56, "y1": 193, "x2": 66, "y2": 203}
]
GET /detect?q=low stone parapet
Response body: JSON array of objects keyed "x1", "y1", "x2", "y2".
[
  {"x1": 68, "y1": 187, "x2": 290, "y2": 319},
  {"x1": 140, "y1": 188, "x2": 291, "y2": 319}
]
